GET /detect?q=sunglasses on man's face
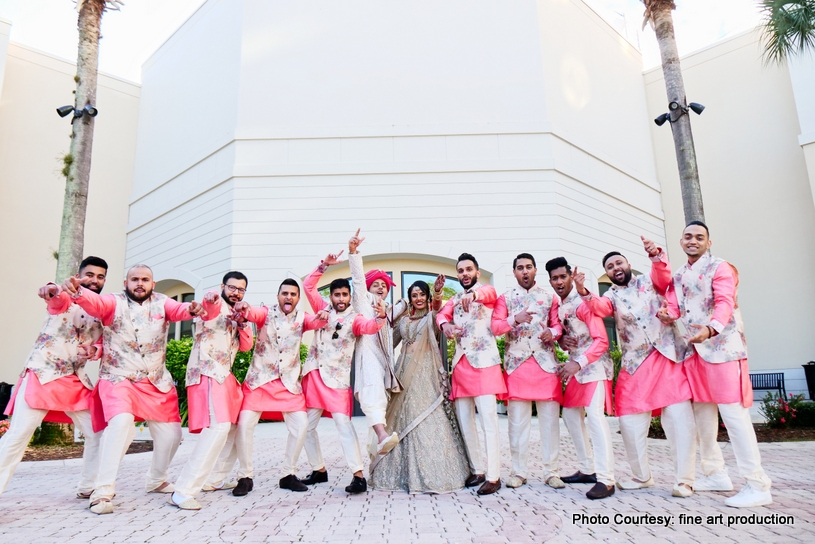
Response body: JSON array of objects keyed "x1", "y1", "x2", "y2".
[{"x1": 331, "y1": 322, "x2": 343, "y2": 340}]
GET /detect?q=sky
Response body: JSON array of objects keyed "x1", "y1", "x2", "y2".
[{"x1": 0, "y1": 0, "x2": 764, "y2": 83}]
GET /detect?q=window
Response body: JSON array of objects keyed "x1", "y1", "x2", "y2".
[
  {"x1": 317, "y1": 273, "x2": 394, "y2": 306},
  {"x1": 168, "y1": 292, "x2": 195, "y2": 340},
  {"x1": 401, "y1": 271, "x2": 462, "y2": 301}
]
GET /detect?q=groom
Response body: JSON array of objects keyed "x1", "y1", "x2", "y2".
[{"x1": 437, "y1": 253, "x2": 506, "y2": 495}]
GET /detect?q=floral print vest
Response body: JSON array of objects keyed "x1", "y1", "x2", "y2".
[
  {"x1": 502, "y1": 285, "x2": 559, "y2": 375},
  {"x1": 23, "y1": 304, "x2": 102, "y2": 389},
  {"x1": 672, "y1": 254, "x2": 747, "y2": 363},
  {"x1": 558, "y1": 287, "x2": 613, "y2": 384},
  {"x1": 303, "y1": 307, "x2": 358, "y2": 389},
  {"x1": 248, "y1": 304, "x2": 305, "y2": 393},
  {"x1": 100, "y1": 292, "x2": 173, "y2": 392},
  {"x1": 605, "y1": 275, "x2": 688, "y2": 375},
  {"x1": 186, "y1": 299, "x2": 241, "y2": 386},
  {"x1": 450, "y1": 283, "x2": 501, "y2": 370}
]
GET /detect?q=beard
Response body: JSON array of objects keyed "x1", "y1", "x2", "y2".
[
  {"x1": 221, "y1": 289, "x2": 239, "y2": 307},
  {"x1": 609, "y1": 269, "x2": 633, "y2": 287},
  {"x1": 85, "y1": 283, "x2": 103, "y2": 294},
  {"x1": 125, "y1": 286, "x2": 152, "y2": 303},
  {"x1": 459, "y1": 277, "x2": 476, "y2": 290}
]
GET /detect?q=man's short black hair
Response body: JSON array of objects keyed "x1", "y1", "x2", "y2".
[
  {"x1": 223, "y1": 271, "x2": 248, "y2": 286},
  {"x1": 278, "y1": 278, "x2": 300, "y2": 294},
  {"x1": 457, "y1": 253, "x2": 479, "y2": 270},
  {"x1": 513, "y1": 253, "x2": 536, "y2": 269},
  {"x1": 544, "y1": 257, "x2": 571, "y2": 277},
  {"x1": 685, "y1": 220, "x2": 710, "y2": 236},
  {"x1": 330, "y1": 278, "x2": 351, "y2": 294},
  {"x1": 602, "y1": 251, "x2": 625, "y2": 268},
  {"x1": 79, "y1": 256, "x2": 108, "y2": 273}
]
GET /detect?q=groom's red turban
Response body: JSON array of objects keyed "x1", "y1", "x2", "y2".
[{"x1": 365, "y1": 270, "x2": 395, "y2": 292}]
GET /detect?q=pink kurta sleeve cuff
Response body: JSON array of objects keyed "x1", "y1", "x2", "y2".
[
  {"x1": 201, "y1": 293, "x2": 222, "y2": 321},
  {"x1": 245, "y1": 306, "x2": 269, "y2": 327},
  {"x1": 304, "y1": 312, "x2": 329, "y2": 332},
  {"x1": 490, "y1": 295, "x2": 512, "y2": 336},
  {"x1": 475, "y1": 285, "x2": 497, "y2": 307},
  {"x1": 437, "y1": 298, "x2": 454, "y2": 327},
  {"x1": 164, "y1": 298, "x2": 194, "y2": 322},
  {"x1": 352, "y1": 314, "x2": 385, "y2": 336},
  {"x1": 579, "y1": 291, "x2": 613, "y2": 318},
  {"x1": 46, "y1": 290, "x2": 73, "y2": 315},
  {"x1": 303, "y1": 266, "x2": 328, "y2": 313},
  {"x1": 549, "y1": 297, "x2": 563, "y2": 338},
  {"x1": 649, "y1": 250, "x2": 672, "y2": 295},
  {"x1": 73, "y1": 288, "x2": 117, "y2": 326}
]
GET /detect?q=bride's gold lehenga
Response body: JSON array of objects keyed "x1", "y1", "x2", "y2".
[{"x1": 370, "y1": 303, "x2": 470, "y2": 493}]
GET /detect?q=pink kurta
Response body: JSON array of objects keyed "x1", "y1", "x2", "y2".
[
  {"x1": 563, "y1": 379, "x2": 614, "y2": 415},
  {"x1": 502, "y1": 357, "x2": 563, "y2": 403},
  {"x1": 241, "y1": 379, "x2": 306, "y2": 420},
  {"x1": 666, "y1": 262, "x2": 753, "y2": 407},
  {"x1": 449, "y1": 356, "x2": 507, "y2": 400},
  {"x1": 684, "y1": 354, "x2": 753, "y2": 406},
  {"x1": 5, "y1": 370, "x2": 91, "y2": 423},
  {"x1": 614, "y1": 351, "x2": 692, "y2": 416},
  {"x1": 187, "y1": 374, "x2": 244, "y2": 434},
  {"x1": 90, "y1": 379, "x2": 181, "y2": 432},
  {"x1": 302, "y1": 369, "x2": 353, "y2": 417}
]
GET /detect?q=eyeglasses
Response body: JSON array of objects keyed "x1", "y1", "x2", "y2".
[
  {"x1": 225, "y1": 285, "x2": 246, "y2": 294},
  {"x1": 331, "y1": 322, "x2": 343, "y2": 340}
]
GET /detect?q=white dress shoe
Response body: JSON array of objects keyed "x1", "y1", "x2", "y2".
[
  {"x1": 672, "y1": 483, "x2": 694, "y2": 498},
  {"x1": 89, "y1": 498, "x2": 114, "y2": 515},
  {"x1": 169, "y1": 493, "x2": 202, "y2": 510},
  {"x1": 616, "y1": 477, "x2": 655, "y2": 490},
  {"x1": 506, "y1": 474, "x2": 527, "y2": 488},
  {"x1": 546, "y1": 476, "x2": 565, "y2": 489},
  {"x1": 695, "y1": 470, "x2": 733, "y2": 491},
  {"x1": 724, "y1": 486, "x2": 773, "y2": 508},
  {"x1": 202, "y1": 480, "x2": 237, "y2": 492}
]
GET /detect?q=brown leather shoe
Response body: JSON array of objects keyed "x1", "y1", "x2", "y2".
[
  {"x1": 586, "y1": 482, "x2": 615, "y2": 500},
  {"x1": 465, "y1": 474, "x2": 486, "y2": 488},
  {"x1": 562, "y1": 471, "x2": 597, "y2": 484},
  {"x1": 477, "y1": 480, "x2": 501, "y2": 495}
]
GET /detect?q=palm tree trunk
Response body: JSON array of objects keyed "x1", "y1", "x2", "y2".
[
  {"x1": 651, "y1": 3, "x2": 706, "y2": 224},
  {"x1": 55, "y1": 0, "x2": 105, "y2": 283},
  {"x1": 47, "y1": 0, "x2": 106, "y2": 447}
]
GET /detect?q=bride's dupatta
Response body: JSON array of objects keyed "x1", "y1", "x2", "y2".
[{"x1": 370, "y1": 303, "x2": 449, "y2": 471}]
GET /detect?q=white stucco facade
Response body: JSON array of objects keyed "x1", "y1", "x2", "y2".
[{"x1": 127, "y1": 0, "x2": 664, "y2": 313}]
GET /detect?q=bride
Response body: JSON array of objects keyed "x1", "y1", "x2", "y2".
[{"x1": 370, "y1": 277, "x2": 470, "y2": 493}]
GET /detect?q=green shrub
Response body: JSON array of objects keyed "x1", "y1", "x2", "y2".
[
  {"x1": 759, "y1": 392, "x2": 805, "y2": 429},
  {"x1": 791, "y1": 399, "x2": 815, "y2": 428}
]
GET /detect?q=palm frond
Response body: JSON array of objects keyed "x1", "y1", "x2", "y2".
[{"x1": 761, "y1": 0, "x2": 815, "y2": 64}]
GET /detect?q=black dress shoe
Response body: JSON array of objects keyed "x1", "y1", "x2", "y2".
[
  {"x1": 562, "y1": 471, "x2": 597, "y2": 484},
  {"x1": 301, "y1": 470, "x2": 329, "y2": 485},
  {"x1": 476, "y1": 480, "x2": 501, "y2": 495},
  {"x1": 232, "y1": 477, "x2": 253, "y2": 496},
  {"x1": 279, "y1": 474, "x2": 308, "y2": 492},
  {"x1": 465, "y1": 474, "x2": 486, "y2": 488},
  {"x1": 345, "y1": 476, "x2": 368, "y2": 494},
  {"x1": 586, "y1": 482, "x2": 615, "y2": 500}
]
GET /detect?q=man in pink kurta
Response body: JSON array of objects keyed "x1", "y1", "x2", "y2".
[
  {"x1": 205, "y1": 278, "x2": 328, "y2": 495},
  {"x1": 491, "y1": 253, "x2": 564, "y2": 490},
  {"x1": 0, "y1": 256, "x2": 108, "y2": 499},
  {"x1": 301, "y1": 252, "x2": 387, "y2": 494},
  {"x1": 661, "y1": 221, "x2": 772, "y2": 508},
  {"x1": 61, "y1": 264, "x2": 202, "y2": 515},
  {"x1": 547, "y1": 257, "x2": 616, "y2": 500},
  {"x1": 169, "y1": 272, "x2": 253, "y2": 510},
  {"x1": 575, "y1": 237, "x2": 695, "y2": 497},
  {"x1": 437, "y1": 253, "x2": 505, "y2": 496}
]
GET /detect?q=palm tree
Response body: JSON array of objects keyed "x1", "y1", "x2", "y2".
[
  {"x1": 44, "y1": 0, "x2": 123, "y2": 446},
  {"x1": 642, "y1": 0, "x2": 705, "y2": 224},
  {"x1": 54, "y1": 0, "x2": 123, "y2": 283},
  {"x1": 761, "y1": 1, "x2": 815, "y2": 63}
]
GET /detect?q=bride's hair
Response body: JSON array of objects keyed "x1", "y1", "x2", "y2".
[{"x1": 407, "y1": 280, "x2": 431, "y2": 308}]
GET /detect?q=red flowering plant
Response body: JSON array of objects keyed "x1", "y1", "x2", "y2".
[
  {"x1": 759, "y1": 392, "x2": 804, "y2": 429},
  {"x1": 0, "y1": 419, "x2": 10, "y2": 437}
]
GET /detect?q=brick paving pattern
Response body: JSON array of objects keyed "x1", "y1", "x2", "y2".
[{"x1": 1, "y1": 416, "x2": 812, "y2": 543}]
